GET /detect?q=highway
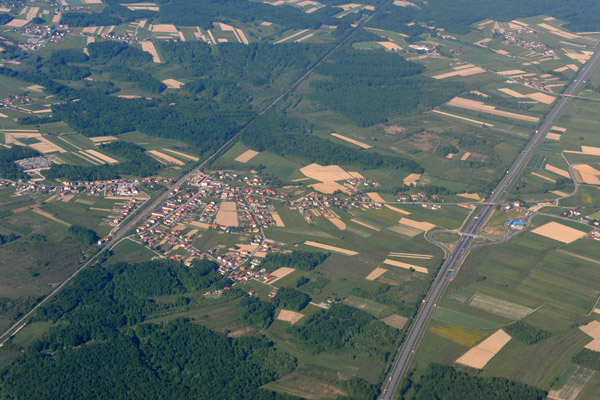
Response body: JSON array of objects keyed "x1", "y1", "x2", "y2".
[{"x1": 380, "y1": 46, "x2": 600, "y2": 399}]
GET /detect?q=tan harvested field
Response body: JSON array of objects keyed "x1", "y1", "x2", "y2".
[
  {"x1": 432, "y1": 109, "x2": 494, "y2": 126},
  {"x1": 545, "y1": 163, "x2": 571, "y2": 178},
  {"x1": 595, "y1": 308, "x2": 600, "y2": 314},
  {"x1": 73, "y1": 152, "x2": 100, "y2": 165},
  {"x1": 532, "y1": 172, "x2": 556, "y2": 182},
  {"x1": 456, "y1": 330, "x2": 512, "y2": 369},
  {"x1": 365, "y1": 267, "x2": 387, "y2": 281},
  {"x1": 4, "y1": 132, "x2": 66, "y2": 154},
  {"x1": 234, "y1": 244, "x2": 258, "y2": 253},
  {"x1": 552, "y1": 127, "x2": 567, "y2": 134},
  {"x1": 554, "y1": 66, "x2": 570, "y2": 73},
  {"x1": 403, "y1": 173, "x2": 421, "y2": 186},
  {"x1": 269, "y1": 267, "x2": 296, "y2": 284},
  {"x1": 328, "y1": 217, "x2": 346, "y2": 230},
  {"x1": 147, "y1": 150, "x2": 185, "y2": 165},
  {"x1": 271, "y1": 211, "x2": 285, "y2": 227},
  {"x1": 497, "y1": 69, "x2": 526, "y2": 76},
  {"x1": 47, "y1": 154, "x2": 66, "y2": 164},
  {"x1": 351, "y1": 219, "x2": 380, "y2": 231},
  {"x1": 377, "y1": 41, "x2": 403, "y2": 51},
  {"x1": 546, "y1": 132, "x2": 561, "y2": 140},
  {"x1": 457, "y1": 192, "x2": 481, "y2": 200},
  {"x1": 398, "y1": 217, "x2": 436, "y2": 231},
  {"x1": 498, "y1": 87, "x2": 555, "y2": 104},
  {"x1": 349, "y1": 171, "x2": 364, "y2": 179},
  {"x1": 304, "y1": 241, "x2": 358, "y2": 255},
  {"x1": 548, "y1": 365, "x2": 595, "y2": 400},
  {"x1": 556, "y1": 249, "x2": 600, "y2": 266},
  {"x1": 567, "y1": 64, "x2": 579, "y2": 71},
  {"x1": 300, "y1": 163, "x2": 353, "y2": 194},
  {"x1": 393, "y1": 0, "x2": 416, "y2": 6},
  {"x1": 550, "y1": 190, "x2": 569, "y2": 197},
  {"x1": 389, "y1": 252, "x2": 433, "y2": 259},
  {"x1": 61, "y1": 194, "x2": 74, "y2": 203},
  {"x1": 161, "y1": 78, "x2": 184, "y2": 89},
  {"x1": 460, "y1": 151, "x2": 471, "y2": 161},
  {"x1": 295, "y1": 33, "x2": 315, "y2": 43},
  {"x1": 367, "y1": 192, "x2": 385, "y2": 203},
  {"x1": 234, "y1": 149, "x2": 259, "y2": 163},
  {"x1": 152, "y1": 24, "x2": 177, "y2": 33},
  {"x1": 381, "y1": 314, "x2": 408, "y2": 329},
  {"x1": 446, "y1": 153, "x2": 454, "y2": 159},
  {"x1": 564, "y1": 145, "x2": 600, "y2": 156},
  {"x1": 26, "y1": 85, "x2": 44, "y2": 92},
  {"x1": 432, "y1": 66, "x2": 486, "y2": 79},
  {"x1": 32, "y1": 207, "x2": 71, "y2": 227},
  {"x1": 141, "y1": 41, "x2": 161, "y2": 63},
  {"x1": 384, "y1": 204, "x2": 410, "y2": 215},
  {"x1": 383, "y1": 258, "x2": 428, "y2": 274},
  {"x1": 86, "y1": 149, "x2": 118, "y2": 164},
  {"x1": 126, "y1": 3, "x2": 159, "y2": 11},
  {"x1": 473, "y1": 38, "x2": 492, "y2": 47},
  {"x1": 563, "y1": 49, "x2": 593, "y2": 64},
  {"x1": 331, "y1": 133, "x2": 372, "y2": 149},
  {"x1": 83, "y1": 0, "x2": 103, "y2": 3},
  {"x1": 572, "y1": 164, "x2": 600, "y2": 185},
  {"x1": 447, "y1": 97, "x2": 539, "y2": 122},
  {"x1": 189, "y1": 221, "x2": 210, "y2": 229},
  {"x1": 215, "y1": 201, "x2": 239, "y2": 227},
  {"x1": 538, "y1": 23, "x2": 580, "y2": 40},
  {"x1": 89, "y1": 135, "x2": 118, "y2": 143},
  {"x1": 454, "y1": 64, "x2": 476, "y2": 71},
  {"x1": 6, "y1": 19, "x2": 30, "y2": 27},
  {"x1": 277, "y1": 310, "x2": 304, "y2": 325},
  {"x1": 162, "y1": 148, "x2": 199, "y2": 161},
  {"x1": 531, "y1": 221, "x2": 587, "y2": 243},
  {"x1": 580, "y1": 321, "x2": 600, "y2": 351}
]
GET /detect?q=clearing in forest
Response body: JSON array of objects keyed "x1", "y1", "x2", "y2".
[
  {"x1": 330, "y1": 133, "x2": 372, "y2": 149},
  {"x1": 277, "y1": 310, "x2": 304, "y2": 325}
]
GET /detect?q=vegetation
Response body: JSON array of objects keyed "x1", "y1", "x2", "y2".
[
  {"x1": 237, "y1": 296, "x2": 275, "y2": 328},
  {"x1": 292, "y1": 304, "x2": 399, "y2": 360},
  {"x1": 0, "y1": 146, "x2": 41, "y2": 181},
  {"x1": 272, "y1": 288, "x2": 311, "y2": 312},
  {"x1": 310, "y1": 48, "x2": 463, "y2": 126},
  {"x1": 572, "y1": 348, "x2": 600, "y2": 371},
  {"x1": 504, "y1": 321, "x2": 552, "y2": 345},
  {"x1": 243, "y1": 113, "x2": 423, "y2": 172},
  {"x1": 341, "y1": 377, "x2": 379, "y2": 400},
  {"x1": 262, "y1": 251, "x2": 329, "y2": 273},
  {"x1": 67, "y1": 225, "x2": 99, "y2": 246},
  {"x1": 0, "y1": 233, "x2": 19, "y2": 245},
  {"x1": 408, "y1": 364, "x2": 546, "y2": 399}
]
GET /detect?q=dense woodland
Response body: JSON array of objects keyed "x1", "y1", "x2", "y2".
[
  {"x1": 271, "y1": 288, "x2": 311, "y2": 312},
  {"x1": 572, "y1": 348, "x2": 600, "y2": 371},
  {"x1": 404, "y1": 364, "x2": 546, "y2": 399},
  {"x1": 310, "y1": 48, "x2": 464, "y2": 126},
  {"x1": 504, "y1": 321, "x2": 552, "y2": 345},
  {"x1": 0, "y1": 146, "x2": 41, "y2": 181},
  {"x1": 67, "y1": 225, "x2": 99, "y2": 246},
  {"x1": 262, "y1": 251, "x2": 329, "y2": 273},
  {"x1": 243, "y1": 113, "x2": 423, "y2": 172},
  {"x1": 0, "y1": 260, "x2": 300, "y2": 399}
]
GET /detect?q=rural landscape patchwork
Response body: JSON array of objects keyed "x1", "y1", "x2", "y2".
[{"x1": 1, "y1": 0, "x2": 600, "y2": 399}]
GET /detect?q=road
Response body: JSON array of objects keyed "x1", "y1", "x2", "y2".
[
  {"x1": 0, "y1": 2, "x2": 387, "y2": 345},
  {"x1": 380, "y1": 46, "x2": 600, "y2": 399}
]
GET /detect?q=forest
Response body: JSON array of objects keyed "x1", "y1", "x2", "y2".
[
  {"x1": 0, "y1": 146, "x2": 41, "y2": 181},
  {"x1": 0, "y1": 258, "x2": 301, "y2": 399},
  {"x1": 242, "y1": 113, "x2": 423, "y2": 173},
  {"x1": 503, "y1": 321, "x2": 552, "y2": 345},
  {"x1": 67, "y1": 225, "x2": 99, "y2": 246},
  {"x1": 404, "y1": 364, "x2": 546, "y2": 399},
  {"x1": 572, "y1": 348, "x2": 600, "y2": 371},
  {"x1": 261, "y1": 250, "x2": 329, "y2": 273},
  {"x1": 292, "y1": 303, "x2": 399, "y2": 361},
  {"x1": 310, "y1": 48, "x2": 464, "y2": 126},
  {"x1": 271, "y1": 288, "x2": 311, "y2": 312}
]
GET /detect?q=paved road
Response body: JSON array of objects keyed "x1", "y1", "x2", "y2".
[
  {"x1": 0, "y1": 2, "x2": 386, "y2": 346},
  {"x1": 380, "y1": 46, "x2": 600, "y2": 399}
]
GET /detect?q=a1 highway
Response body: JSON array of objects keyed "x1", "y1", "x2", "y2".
[{"x1": 380, "y1": 45, "x2": 600, "y2": 399}]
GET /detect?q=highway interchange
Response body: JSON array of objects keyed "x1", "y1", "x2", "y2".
[{"x1": 380, "y1": 44, "x2": 600, "y2": 399}]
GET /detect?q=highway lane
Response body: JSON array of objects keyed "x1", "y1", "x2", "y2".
[
  {"x1": 380, "y1": 46, "x2": 600, "y2": 399},
  {"x1": 0, "y1": 2, "x2": 389, "y2": 345}
]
